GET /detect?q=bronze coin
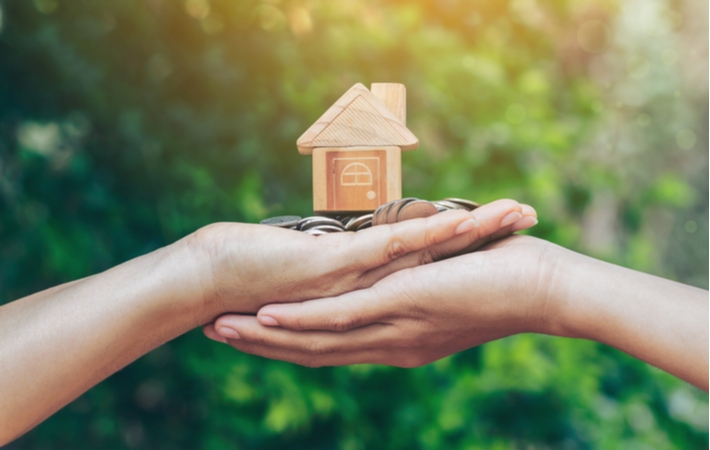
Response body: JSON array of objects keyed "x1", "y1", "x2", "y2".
[
  {"x1": 397, "y1": 200, "x2": 439, "y2": 222},
  {"x1": 345, "y1": 214, "x2": 374, "y2": 231},
  {"x1": 387, "y1": 198, "x2": 417, "y2": 224},
  {"x1": 373, "y1": 201, "x2": 395, "y2": 226}
]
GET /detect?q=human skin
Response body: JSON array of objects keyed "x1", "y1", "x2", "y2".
[
  {"x1": 0, "y1": 199, "x2": 536, "y2": 445},
  {"x1": 209, "y1": 235, "x2": 709, "y2": 391}
]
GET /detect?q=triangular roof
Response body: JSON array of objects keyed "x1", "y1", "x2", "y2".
[{"x1": 297, "y1": 83, "x2": 419, "y2": 155}]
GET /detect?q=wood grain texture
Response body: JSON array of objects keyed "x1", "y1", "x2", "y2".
[
  {"x1": 312, "y1": 148, "x2": 328, "y2": 212},
  {"x1": 371, "y1": 83, "x2": 406, "y2": 126},
  {"x1": 385, "y1": 146, "x2": 402, "y2": 202},
  {"x1": 312, "y1": 146, "x2": 401, "y2": 213},
  {"x1": 297, "y1": 83, "x2": 418, "y2": 155}
]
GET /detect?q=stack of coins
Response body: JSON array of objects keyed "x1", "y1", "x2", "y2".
[{"x1": 260, "y1": 197, "x2": 480, "y2": 234}]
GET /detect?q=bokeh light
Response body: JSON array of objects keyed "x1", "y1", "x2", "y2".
[
  {"x1": 676, "y1": 128, "x2": 697, "y2": 149},
  {"x1": 1, "y1": 0, "x2": 707, "y2": 448},
  {"x1": 577, "y1": 19, "x2": 612, "y2": 53}
]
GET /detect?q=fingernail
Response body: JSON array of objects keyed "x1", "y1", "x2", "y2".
[
  {"x1": 218, "y1": 327, "x2": 241, "y2": 339},
  {"x1": 455, "y1": 218, "x2": 480, "y2": 234},
  {"x1": 501, "y1": 212, "x2": 523, "y2": 227},
  {"x1": 512, "y1": 216, "x2": 538, "y2": 232},
  {"x1": 259, "y1": 315, "x2": 280, "y2": 327},
  {"x1": 207, "y1": 334, "x2": 228, "y2": 344}
]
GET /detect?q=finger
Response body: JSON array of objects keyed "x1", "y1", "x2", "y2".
[
  {"x1": 520, "y1": 203, "x2": 537, "y2": 218},
  {"x1": 224, "y1": 338, "x2": 388, "y2": 367},
  {"x1": 441, "y1": 202, "x2": 539, "y2": 254},
  {"x1": 477, "y1": 232, "x2": 537, "y2": 251},
  {"x1": 458, "y1": 203, "x2": 539, "y2": 253},
  {"x1": 359, "y1": 199, "x2": 525, "y2": 284},
  {"x1": 216, "y1": 316, "x2": 401, "y2": 367},
  {"x1": 339, "y1": 208, "x2": 474, "y2": 271},
  {"x1": 253, "y1": 286, "x2": 392, "y2": 331},
  {"x1": 511, "y1": 204, "x2": 538, "y2": 232},
  {"x1": 202, "y1": 323, "x2": 228, "y2": 344},
  {"x1": 213, "y1": 314, "x2": 395, "y2": 353}
]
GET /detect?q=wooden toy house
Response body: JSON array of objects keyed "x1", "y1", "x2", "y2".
[{"x1": 297, "y1": 83, "x2": 418, "y2": 214}]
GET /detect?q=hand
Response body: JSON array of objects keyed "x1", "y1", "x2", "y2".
[
  {"x1": 0, "y1": 199, "x2": 540, "y2": 443},
  {"x1": 206, "y1": 234, "x2": 709, "y2": 392},
  {"x1": 192, "y1": 199, "x2": 538, "y2": 320},
  {"x1": 204, "y1": 235, "x2": 557, "y2": 366}
]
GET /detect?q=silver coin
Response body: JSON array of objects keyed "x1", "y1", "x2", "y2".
[
  {"x1": 271, "y1": 197, "x2": 481, "y2": 233},
  {"x1": 308, "y1": 224, "x2": 345, "y2": 233},
  {"x1": 260, "y1": 215, "x2": 302, "y2": 228},
  {"x1": 444, "y1": 198, "x2": 480, "y2": 211},
  {"x1": 303, "y1": 229, "x2": 328, "y2": 236},
  {"x1": 397, "y1": 200, "x2": 439, "y2": 222},
  {"x1": 345, "y1": 214, "x2": 374, "y2": 231},
  {"x1": 298, "y1": 216, "x2": 345, "y2": 231},
  {"x1": 332, "y1": 215, "x2": 351, "y2": 223},
  {"x1": 432, "y1": 200, "x2": 464, "y2": 210},
  {"x1": 356, "y1": 220, "x2": 372, "y2": 230}
]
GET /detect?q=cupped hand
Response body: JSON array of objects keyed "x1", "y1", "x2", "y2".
[
  {"x1": 204, "y1": 235, "x2": 563, "y2": 369},
  {"x1": 193, "y1": 199, "x2": 537, "y2": 319}
]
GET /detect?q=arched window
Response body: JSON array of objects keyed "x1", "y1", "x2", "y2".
[{"x1": 340, "y1": 162, "x2": 373, "y2": 186}]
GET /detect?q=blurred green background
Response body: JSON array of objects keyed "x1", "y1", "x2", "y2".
[{"x1": 1, "y1": 0, "x2": 707, "y2": 448}]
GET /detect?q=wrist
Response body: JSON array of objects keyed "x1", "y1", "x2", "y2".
[
  {"x1": 178, "y1": 223, "x2": 228, "y2": 324},
  {"x1": 544, "y1": 246, "x2": 613, "y2": 341},
  {"x1": 524, "y1": 241, "x2": 589, "y2": 339}
]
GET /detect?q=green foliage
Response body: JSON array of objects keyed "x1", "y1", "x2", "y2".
[{"x1": 1, "y1": 0, "x2": 707, "y2": 448}]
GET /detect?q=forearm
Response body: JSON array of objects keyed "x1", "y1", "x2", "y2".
[
  {"x1": 554, "y1": 249, "x2": 709, "y2": 390},
  {"x1": 0, "y1": 234, "x2": 213, "y2": 444}
]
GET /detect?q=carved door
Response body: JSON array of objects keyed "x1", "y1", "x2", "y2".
[{"x1": 327, "y1": 150, "x2": 387, "y2": 211}]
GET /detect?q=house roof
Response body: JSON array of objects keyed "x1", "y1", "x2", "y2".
[{"x1": 296, "y1": 83, "x2": 419, "y2": 155}]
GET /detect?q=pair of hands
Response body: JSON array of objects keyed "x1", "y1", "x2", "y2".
[{"x1": 199, "y1": 199, "x2": 543, "y2": 367}]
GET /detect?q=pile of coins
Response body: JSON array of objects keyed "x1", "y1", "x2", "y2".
[{"x1": 260, "y1": 197, "x2": 480, "y2": 236}]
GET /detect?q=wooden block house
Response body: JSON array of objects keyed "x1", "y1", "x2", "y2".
[{"x1": 297, "y1": 83, "x2": 418, "y2": 214}]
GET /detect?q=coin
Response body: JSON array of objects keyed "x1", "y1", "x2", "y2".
[
  {"x1": 356, "y1": 219, "x2": 372, "y2": 230},
  {"x1": 444, "y1": 198, "x2": 480, "y2": 211},
  {"x1": 260, "y1": 215, "x2": 302, "y2": 228},
  {"x1": 432, "y1": 200, "x2": 464, "y2": 210},
  {"x1": 298, "y1": 216, "x2": 345, "y2": 231},
  {"x1": 387, "y1": 197, "x2": 417, "y2": 224},
  {"x1": 384, "y1": 199, "x2": 404, "y2": 224},
  {"x1": 261, "y1": 196, "x2": 480, "y2": 233},
  {"x1": 308, "y1": 224, "x2": 345, "y2": 233},
  {"x1": 345, "y1": 213, "x2": 374, "y2": 231},
  {"x1": 303, "y1": 229, "x2": 328, "y2": 236},
  {"x1": 397, "y1": 200, "x2": 439, "y2": 222},
  {"x1": 372, "y1": 201, "x2": 394, "y2": 226}
]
